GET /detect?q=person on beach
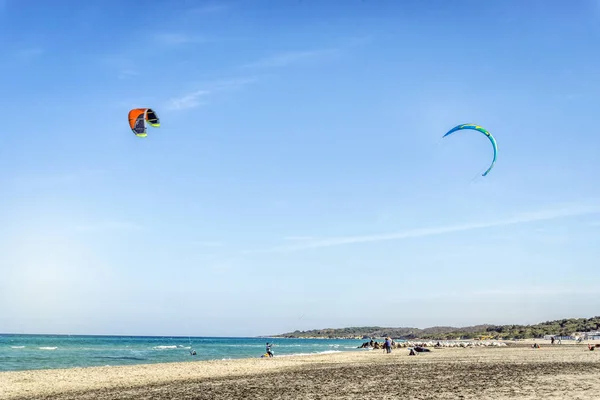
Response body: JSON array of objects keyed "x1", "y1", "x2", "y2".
[
  {"x1": 266, "y1": 342, "x2": 274, "y2": 358},
  {"x1": 384, "y1": 337, "x2": 392, "y2": 354}
]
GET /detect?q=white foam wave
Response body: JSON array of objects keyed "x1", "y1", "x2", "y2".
[
  {"x1": 316, "y1": 350, "x2": 342, "y2": 355},
  {"x1": 275, "y1": 350, "x2": 342, "y2": 358},
  {"x1": 39, "y1": 347, "x2": 57, "y2": 350},
  {"x1": 11, "y1": 346, "x2": 25, "y2": 349},
  {"x1": 153, "y1": 345, "x2": 178, "y2": 350}
]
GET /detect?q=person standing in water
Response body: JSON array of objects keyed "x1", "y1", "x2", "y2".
[{"x1": 266, "y1": 342, "x2": 274, "y2": 358}]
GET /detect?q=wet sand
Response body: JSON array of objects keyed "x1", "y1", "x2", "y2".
[{"x1": 2, "y1": 343, "x2": 599, "y2": 399}]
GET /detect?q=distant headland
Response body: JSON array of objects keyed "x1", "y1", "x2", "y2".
[{"x1": 263, "y1": 316, "x2": 600, "y2": 340}]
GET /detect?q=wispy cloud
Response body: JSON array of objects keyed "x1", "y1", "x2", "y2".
[
  {"x1": 283, "y1": 236, "x2": 315, "y2": 241},
  {"x1": 241, "y1": 48, "x2": 341, "y2": 69},
  {"x1": 154, "y1": 33, "x2": 207, "y2": 46},
  {"x1": 117, "y1": 70, "x2": 138, "y2": 80},
  {"x1": 166, "y1": 90, "x2": 210, "y2": 110},
  {"x1": 553, "y1": 93, "x2": 581, "y2": 102},
  {"x1": 207, "y1": 260, "x2": 235, "y2": 275},
  {"x1": 239, "y1": 36, "x2": 371, "y2": 70},
  {"x1": 471, "y1": 286, "x2": 600, "y2": 297},
  {"x1": 114, "y1": 97, "x2": 158, "y2": 110},
  {"x1": 13, "y1": 169, "x2": 106, "y2": 187},
  {"x1": 100, "y1": 55, "x2": 138, "y2": 79},
  {"x1": 201, "y1": 77, "x2": 259, "y2": 90},
  {"x1": 388, "y1": 285, "x2": 600, "y2": 302},
  {"x1": 166, "y1": 77, "x2": 257, "y2": 111},
  {"x1": 264, "y1": 200, "x2": 600, "y2": 252},
  {"x1": 189, "y1": 3, "x2": 231, "y2": 15},
  {"x1": 193, "y1": 241, "x2": 225, "y2": 248},
  {"x1": 13, "y1": 47, "x2": 43, "y2": 62},
  {"x1": 73, "y1": 220, "x2": 143, "y2": 233}
]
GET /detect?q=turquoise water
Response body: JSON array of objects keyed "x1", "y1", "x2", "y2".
[{"x1": 0, "y1": 334, "x2": 370, "y2": 372}]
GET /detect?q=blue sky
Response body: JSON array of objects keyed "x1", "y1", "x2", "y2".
[{"x1": 1, "y1": 0, "x2": 599, "y2": 337}]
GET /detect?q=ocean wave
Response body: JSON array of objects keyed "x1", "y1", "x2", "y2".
[
  {"x1": 315, "y1": 350, "x2": 342, "y2": 355},
  {"x1": 152, "y1": 345, "x2": 178, "y2": 350},
  {"x1": 39, "y1": 347, "x2": 57, "y2": 350},
  {"x1": 95, "y1": 356, "x2": 147, "y2": 361},
  {"x1": 11, "y1": 346, "x2": 25, "y2": 349},
  {"x1": 275, "y1": 350, "x2": 342, "y2": 358}
]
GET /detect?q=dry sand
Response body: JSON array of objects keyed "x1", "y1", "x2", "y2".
[{"x1": 2, "y1": 343, "x2": 599, "y2": 399}]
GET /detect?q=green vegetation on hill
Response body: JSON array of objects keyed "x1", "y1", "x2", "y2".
[{"x1": 272, "y1": 316, "x2": 600, "y2": 340}]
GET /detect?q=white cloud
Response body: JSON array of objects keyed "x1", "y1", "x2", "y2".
[
  {"x1": 241, "y1": 49, "x2": 341, "y2": 69},
  {"x1": 73, "y1": 220, "x2": 143, "y2": 233},
  {"x1": 118, "y1": 69, "x2": 138, "y2": 80},
  {"x1": 207, "y1": 260, "x2": 235, "y2": 275},
  {"x1": 194, "y1": 241, "x2": 225, "y2": 247},
  {"x1": 203, "y1": 77, "x2": 259, "y2": 90},
  {"x1": 283, "y1": 236, "x2": 315, "y2": 241},
  {"x1": 239, "y1": 37, "x2": 370, "y2": 70},
  {"x1": 12, "y1": 169, "x2": 106, "y2": 187},
  {"x1": 166, "y1": 90, "x2": 210, "y2": 110},
  {"x1": 266, "y1": 200, "x2": 600, "y2": 252},
  {"x1": 554, "y1": 93, "x2": 581, "y2": 101},
  {"x1": 13, "y1": 47, "x2": 43, "y2": 62},
  {"x1": 382, "y1": 285, "x2": 600, "y2": 304},
  {"x1": 189, "y1": 3, "x2": 231, "y2": 15},
  {"x1": 154, "y1": 33, "x2": 207, "y2": 46},
  {"x1": 100, "y1": 55, "x2": 138, "y2": 79},
  {"x1": 166, "y1": 78, "x2": 257, "y2": 111},
  {"x1": 470, "y1": 286, "x2": 600, "y2": 297}
]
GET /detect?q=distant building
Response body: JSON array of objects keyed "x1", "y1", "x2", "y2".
[
  {"x1": 543, "y1": 335, "x2": 574, "y2": 341},
  {"x1": 583, "y1": 332, "x2": 600, "y2": 340}
]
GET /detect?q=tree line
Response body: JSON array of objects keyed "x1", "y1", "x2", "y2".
[{"x1": 272, "y1": 316, "x2": 600, "y2": 340}]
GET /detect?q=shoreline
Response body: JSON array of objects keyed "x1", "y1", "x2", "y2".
[
  {"x1": 3, "y1": 343, "x2": 599, "y2": 399},
  {"x1": 1, "y1": 337, "x2": 586, "y2": 373}
]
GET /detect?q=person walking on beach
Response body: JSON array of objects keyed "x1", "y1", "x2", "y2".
[{"x1": 266, "y1": 342, "x2": 274, "y2": 358}]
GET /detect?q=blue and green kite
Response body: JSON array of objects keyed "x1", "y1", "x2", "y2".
[{"x1": 443, "y1": 123, "x2": 498, "y2": 177}]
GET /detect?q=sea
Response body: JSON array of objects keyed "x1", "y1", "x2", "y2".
[{"x1": 0, "y1": 334, "x2": 371, "y2": 372}]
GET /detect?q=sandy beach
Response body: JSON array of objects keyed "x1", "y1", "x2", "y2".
[{"x1": 2, "y1": 342, "x2": 599, "y2": 399}]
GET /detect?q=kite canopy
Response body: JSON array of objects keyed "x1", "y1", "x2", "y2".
[
  {"x1": 128, "y1": 108, "x2": 160, "y2": 137},
  {"x1": 442, "y1": 123, "x2": 498, "y2": 177}
]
